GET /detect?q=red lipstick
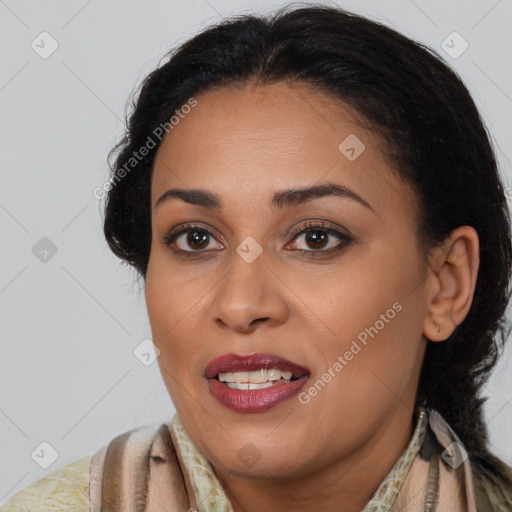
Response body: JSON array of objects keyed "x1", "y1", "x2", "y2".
[{"x1": 204, "y1": 352, "x2": 310, "y2": 413}]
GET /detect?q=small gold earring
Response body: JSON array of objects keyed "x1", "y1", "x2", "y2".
[{"x1": 436, "y1": 323, "x2": 440, "y2": 333}]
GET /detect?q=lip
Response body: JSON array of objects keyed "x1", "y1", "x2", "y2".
[{"x1": 204, "y1": 352, "x2": 311, "y2": 413}]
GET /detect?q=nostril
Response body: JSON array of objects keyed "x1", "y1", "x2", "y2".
[{"x1": 250, "y1": 317, "x2": 270, "y2": 326}]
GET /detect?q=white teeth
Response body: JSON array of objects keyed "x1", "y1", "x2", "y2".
[
  {"x1": 226, "y1": 381, "x2": 285, "y2": 390},
  {"x1": 222, "y1": 371, "x2": 235, "y2": 382},
  {"x1": 267, "y1": 369, "x2": 281, "y2": 381},
  {"x1": 218, "y1": 369, "x2": 294, "y2": 384},
  {"x1": 249, "y1": 369, "x2": 268, "y2": 383}
]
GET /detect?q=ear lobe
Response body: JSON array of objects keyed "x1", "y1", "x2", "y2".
[{"x1": 423, "y1": 226, "x2": 479, "y2": 342}]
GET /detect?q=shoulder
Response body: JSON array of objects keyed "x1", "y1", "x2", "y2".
[
  {"x1": 0, "y1": 422, "x2": 168, "y2": 512},
  {"x1": 0, "y1": 454, "x2": 93, "y2": 511}
]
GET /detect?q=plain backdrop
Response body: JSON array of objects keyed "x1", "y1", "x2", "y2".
[{"x1": 1, "y1": 0, "x2": 511, "y2": 504}]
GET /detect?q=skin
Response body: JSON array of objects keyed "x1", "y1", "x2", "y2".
[{"x1": 144, "y1": 81, "x2": 479, "y2": 512}]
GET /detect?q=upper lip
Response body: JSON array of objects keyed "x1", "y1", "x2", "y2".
[{"x1": 204, "y1": 352, "x2": 310, "y2": 379}]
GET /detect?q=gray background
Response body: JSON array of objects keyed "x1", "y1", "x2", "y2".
[{"x1": 1, "y1": 0, "x2": 511, "y2": 504}]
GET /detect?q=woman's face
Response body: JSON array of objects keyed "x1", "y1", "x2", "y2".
[{"x1": 145, "y1": 81, "x2": 431, "y2": 479}]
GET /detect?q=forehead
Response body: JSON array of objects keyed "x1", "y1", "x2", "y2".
[
  {"x1": 150, "y1": 82, "x2": 416, "y2": 219},
  {"x1": 153, "y1": 81, "x2": 363, "y2": 168}
]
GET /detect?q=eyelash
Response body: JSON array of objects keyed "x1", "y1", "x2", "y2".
[{"x1": 161, "y1": 221, "x2": 354, "y2": 260}]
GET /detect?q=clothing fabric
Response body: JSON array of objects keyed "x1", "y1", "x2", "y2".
[{"x1": 1, "y1": 408, "x2": 511, "y2": 511}]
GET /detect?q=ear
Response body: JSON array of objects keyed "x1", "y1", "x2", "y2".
[{"x1": 422, "y1": 226, "x2": 479, "y2": 342}]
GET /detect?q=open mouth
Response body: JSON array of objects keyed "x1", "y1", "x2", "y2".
[
  {"x1": 212, "y1": 369, "x2": 309, "y2": 390},
  {"x1": 205, "y1": 353, "x2": 311, "y2": 412}
]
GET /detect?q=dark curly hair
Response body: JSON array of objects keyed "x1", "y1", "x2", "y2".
[{"x1": 103, "y1": 4, "x2": 512, "y2": 481}]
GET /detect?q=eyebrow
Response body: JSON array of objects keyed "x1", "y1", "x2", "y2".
[{"x1": 154, "y1": 182, "x2": 374, "y2": 212}]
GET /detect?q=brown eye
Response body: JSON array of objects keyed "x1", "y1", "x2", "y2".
[
  {"x1": 163, "y1": 224, "x2": 224, "y2": 253},
  {"x1": 303, "y1": 230, "x2": 329, "y2": 250},
  {"x1": 185, "y1": 230, "x2": 210, "y2": 250},
  {"x1": 289, "y1": 225, "x2": 352, "y2": 253}
]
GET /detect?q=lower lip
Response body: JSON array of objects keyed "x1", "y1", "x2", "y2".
[{"x1": 207, "y1": 375, "x2": 310, "y2": 413}]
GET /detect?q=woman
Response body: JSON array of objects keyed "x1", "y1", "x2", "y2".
[{"x1": 2, "y1": 4, "x2": 512, "y2": 511}]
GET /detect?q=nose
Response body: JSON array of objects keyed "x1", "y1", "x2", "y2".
[{"x1": 209, "y1": 250, "x2": 289, "y2": 333}]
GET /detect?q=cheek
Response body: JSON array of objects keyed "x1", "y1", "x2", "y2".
[
  {"x1": 144, "y1": 255, "x2": 206, "y2": 378},
  {"x1": 311, "y1": 239, "x2": 419, "y2": 338},
  {"x1": 297, "y1": 304, "x2": 424, "y2": 452},
  {"x1": 307, "y1": 241, "x2": 425, "y2": 395},
  {"x1": 145, "y1": 248, "x2": 206, "y2": 332},
  {"x1": 145, "y1": 271, "x2": 207, "y2": 410}
]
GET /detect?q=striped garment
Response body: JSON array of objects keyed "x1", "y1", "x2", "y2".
[{"x1": 1, "y1": 408, "x2": 511, "y2": 511}]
